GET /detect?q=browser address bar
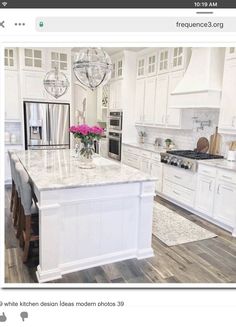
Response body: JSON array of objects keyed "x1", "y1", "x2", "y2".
[{"x1": 35, "y1": 16, "x2": 234, "y2": 32}]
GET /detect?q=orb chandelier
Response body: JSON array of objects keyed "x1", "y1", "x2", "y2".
[
  {"x1": 73, "y1": 48, "x2": 113, "y2": 91},
  {"x1": 43, "y1": 67, "x2": 69, "y2": 99}
]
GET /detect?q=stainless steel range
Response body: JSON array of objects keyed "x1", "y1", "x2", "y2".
[{"x1": 160, "y1": 150, "x2": 224, "y2": 172}]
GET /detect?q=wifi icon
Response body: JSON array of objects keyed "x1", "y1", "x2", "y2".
[{"x1": 2, "y1": 2, "x2": 7, "y2": 6}]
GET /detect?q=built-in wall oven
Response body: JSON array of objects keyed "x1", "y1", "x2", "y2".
[
  {"x1": 108, "y1": 131, "x2": 122, "y2": 161},
  {"x1": 108, "y1": 111, "x2": 123, "y2": 131}
]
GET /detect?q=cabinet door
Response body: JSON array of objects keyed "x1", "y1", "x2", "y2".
[
  {"x1": 157, "y1": 48, "x2": 169, "y2": 74},
  {"x1": 21, "y1": 48, "x2": 44, "y2": 71},
  {"x1": 170, "y1": 47, "x2": 185, "y2": 71},
  {"x1": 137, "y1": 56, "x2": 146, "y2": 78},
  {"x1": 140, "y1": 158, "x2": 150, "y2": 173},
  {"x1": 147, "y1": 52, "x2": 157, "y2": 77},
  {"x1": 195, "y1": 175, "x2": 215, "y2": 216},
  {"x1": 5, "y1": 71, "x2": 20, "y2": 120},
  {"x1": 4, "y1": 48, "x2": 17, "y2": 70},
  {"x1": 214, "y1": 182, "x2": 236, "y2": 228},
  {"x1": 166, "y1": 71, "x2": 183, "y2": 128},
  {"x1": 22, "y1": 71, "x2": 46, "y2": 100},
  {"x1": 135, "y1": 79, "x2": 145, "y2": 122},
  {"x1": 154, "y1": 74, "x2": 168, "y2": 125},
  {"x1": 150, "y1": 162, "x2": 163, "y2": 192},
  {"x1": 117, "y1": 58, "x2": 123, "y2": 79},
  {"x1": 144, "y1": 77, "x2": 156, "y2": 123},
  {"x1": 219, "y1": 60, "x2": 236, "y2": 133}
]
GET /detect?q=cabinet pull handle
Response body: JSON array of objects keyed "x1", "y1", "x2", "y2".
[
  {"x1": 174, "y1": 175, "x2": 181, "y2": 179},
  {"x1": 173, "y1": 190, "x2": 180, "y2": 196},
  {"x1": 222, "y1": 175, "x2": 232, "y2": 180},
  {"x1": 209, "y1": 181, "x2": 213, "y2": 192},
  {"x1": 222, "y1": 186, "x2": 234, "y2": 192},
  {"x1": 202, "y1": 170, "x2": 210, "y2": 174},
  {"x1": 217, "y1": 184, "x2": 221, "y2": 194}
]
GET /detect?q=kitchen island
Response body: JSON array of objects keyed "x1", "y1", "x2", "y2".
[{"x1": 16, "y1": 150, "x2": 156, "y2": 283}]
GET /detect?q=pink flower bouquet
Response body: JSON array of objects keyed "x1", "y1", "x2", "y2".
[{"x1": 69, "y1": 124, "x2": 104, "y2": 159}]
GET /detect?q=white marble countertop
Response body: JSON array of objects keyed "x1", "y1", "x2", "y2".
[
  {"x1": 198, "y1": 159, "x2": 236, "y2": 172},
  {"x1": 16, "y1": 149, "x2": 156, "y2": 191},
  {"x1": 123, "y1": 142, "x2": 167, "y2": 153}
]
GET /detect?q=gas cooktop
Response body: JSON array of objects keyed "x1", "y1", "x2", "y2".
[
  {"x1": 160, "y1": 150, "x2": 224, "y2": 172},
  {"x1": 166, "y1": 150, "x2": 224, "y2": 160}
]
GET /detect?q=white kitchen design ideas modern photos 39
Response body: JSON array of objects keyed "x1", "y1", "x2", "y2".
[{"x1": 4, "y1": 46, "x2": 236, "y2": 285}]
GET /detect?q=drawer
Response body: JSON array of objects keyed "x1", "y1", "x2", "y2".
[
  {"x1": 140, "y1": 150, "x2": 152, "y2": 159},
  {"x1": 151, "y1": 152, "x2": 161, "y2": 162},
  {"x1": 217, "y1": 169, "x2": 236, "y2": 185},
  {"x1": 163, "y1": 180, "x2": 195, "y2": 208},
  {"x1": 163, "y1": 165, "x2": 196, "y2": 190},
  {"x1": 122, "y1": 146, "x2": 140, "y2": 156},
  {"x1": 198, "y1": 164, "x2": 217, "y2": 178},
  {"x1": 122, "y1": 152, "x2": 140, "y2": 169}
]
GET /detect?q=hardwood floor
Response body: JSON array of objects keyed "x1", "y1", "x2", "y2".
[{"x1": 5, "y1": 188, "x2": 236, "y2": 284}]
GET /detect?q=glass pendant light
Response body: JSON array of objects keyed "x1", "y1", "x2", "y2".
[
  {"x1": 73, "y1": 48, "x2": 112, "y2": 91},
  {"x1": 43, "y1": 67, "x2": 69, "y2": 99}
]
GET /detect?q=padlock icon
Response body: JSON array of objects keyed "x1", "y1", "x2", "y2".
[{"x1": 39, "y1": 21, "x2": 44, "y2": 28}]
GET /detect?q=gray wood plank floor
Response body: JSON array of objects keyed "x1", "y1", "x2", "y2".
[{"x1": 5, "y1": 188, "x2": 236, "y2": 284}]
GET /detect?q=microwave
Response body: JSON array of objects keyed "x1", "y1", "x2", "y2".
[{"x1": 108, "y1": 111, "x2": 122, "y2": 131}]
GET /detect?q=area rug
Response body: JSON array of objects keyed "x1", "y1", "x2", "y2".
[{"x1": 152, "y1": 202, "x2": 217, "y2": 246}]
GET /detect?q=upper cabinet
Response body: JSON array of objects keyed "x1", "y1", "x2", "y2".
[
  {"x1": 219, "y1": 52, "x2": 236, "y2": 134},
  {"x1": 111, "y1": 55, "x2": 124, "y2": 80},
  {"x1": 20, "y1": 48, "x2": 45, "y2": 71},
  {"x1": 5, "y1": 70, "x2": 21, "y2": 120},
  {"x1": 97, "y1": 84, "x2": 109, "y2": 122},
  {"x1": 135, "y1": 48, "x2": 192, "y2": 129},
  {"x1": 4, "y1": 48, "x2": 17, "y2": 70}
]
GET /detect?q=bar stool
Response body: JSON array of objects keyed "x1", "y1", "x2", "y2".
[
  {"x1": 16, "y1": 164, "x2": 39, "y2": 263},
  {"x1": 8, "y1": 150, "x2": 16, "y2": 213},
  {"x1": 11, "y1": 155, "x2": 21, "y2": 228}
]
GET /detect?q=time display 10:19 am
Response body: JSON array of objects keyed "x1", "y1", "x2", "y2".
[{"x1": 194, "y1": 2, "x2": 218, "y2": 7}]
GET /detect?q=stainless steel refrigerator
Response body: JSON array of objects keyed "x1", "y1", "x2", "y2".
[{"x1": 24, "y1": 101, "x2": 70, "y2": 150}]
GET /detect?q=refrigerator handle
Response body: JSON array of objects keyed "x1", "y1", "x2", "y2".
[{"x1": 47, "y1": 106, "x2": 51, "y2": 144}]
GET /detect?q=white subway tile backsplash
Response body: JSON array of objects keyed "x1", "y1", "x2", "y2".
[{"x1": 136, "y1": 109, "x2": 236, "y2": 156}]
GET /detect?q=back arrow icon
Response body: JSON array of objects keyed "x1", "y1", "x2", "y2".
[{"x1": 0, "y1": 21, "x2": 5, "y2": 28}]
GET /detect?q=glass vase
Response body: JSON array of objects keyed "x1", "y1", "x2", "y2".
[{"x1": 78, "y1": 141, "x2": 95, "y2": 169}]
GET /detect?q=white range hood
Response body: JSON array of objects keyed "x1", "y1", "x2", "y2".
[{"x1": 170, "y1": 48, "x2": 225, "y2": 109}]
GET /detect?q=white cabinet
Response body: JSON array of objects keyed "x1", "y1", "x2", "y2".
[
  {"x1": 111, "y1": 56, "x2": 124, "y2": 80},
  {"x1": 150, "y1": 161, "x2": 163, "y2": 192},
  {"x1": 135, "y1": 79, "x2": 145, "y2": 122},
  {"x1": 140, "y1": 157, "x2": 150, "y2": 173},
  {"x1": 137, "y1": 56, "x2": 146, "y2": 78},
  {"x1": 5, "y1": 70, "x2": 21, "y2": 120},
  {"x1": 20, "y1": 48, "x2": 45, "y2": 71},
  {"x1": 195, "y1": 175, "x2": 215, "y2": 216},
  {"x1": 22, "y1": 71, "x2": 46, "y2": 100},
  {"x1": 154, "y1": 74, "x2": 168, "y2": 125},
  {"x1": 166, "y1": 71, "x2": 183, "y2": 128},
  {"x1": 4, "y1": 48, "x2": 17, "y2": 70},
  {"x1": 214, "y1": 181, "x2": 236, "y2": 228},
  {"x1": 147, "y1": 52, "x2": 157, "y2": 77},
  {"x1": 99, "y1": 139, "x2": 108, "y2": 158},
  {"x1": 219, "y1": 59, "x2": 236, "y2": 134},
  {"x1": 143, "y1": 77, "x2": 156, "y2": 123},
  {"x1": 109, "y1": 80, "x2": 122, "y2": 110},
  {"x1": 157, "y1": 48, "x2": 170, "y2": 74}
]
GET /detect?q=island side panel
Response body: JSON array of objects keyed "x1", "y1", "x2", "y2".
[{"x1": 36, "y1": 182, "x2": 155, "y2": 282}]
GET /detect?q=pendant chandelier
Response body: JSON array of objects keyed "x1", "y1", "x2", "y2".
[
  {"x1": 43, "y1": 67, "x2": 69, "y2": 99},
  {"x1": 73, "y1": 48, "x2": 113, "y2": 91}
]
